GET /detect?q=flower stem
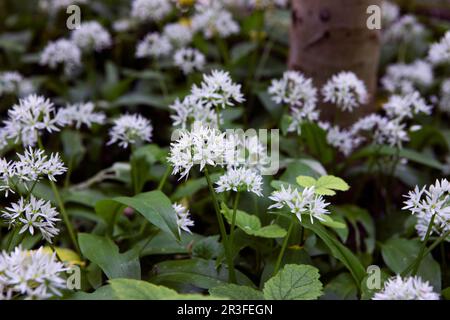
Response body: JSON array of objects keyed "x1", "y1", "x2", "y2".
[
  {"x1": 204, "y1": 167, "x2": 236, "y2": 283},
  {"x1": 273, "y1": 216, "x2": 295, "y2": 276},
  {"x1": 229, "y1": 192, "x2": 241, "y2": 249},
  {"x1": 158, "y1": 165, "x2": 172, "y2": 191}
]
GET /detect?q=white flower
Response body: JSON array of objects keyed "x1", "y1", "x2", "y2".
[
  {"x1": 322, "y1": 72, "x2": 368, "y2": 112},
  {"x1": 381, "y1": 1, "x2": 400, "y2": 26},
  {"x1": 288, "y1": 104, "x2": 320, "y2": 134},
  {"x1": 70, "y1": 21, "x2": 112, "y2": 52},
  {"x1": 320, "y1": 123, "x2": 362, "y2": 156},
  {"x1": 428, "y1": 31, "x2": 450, "y2": 65},
  {"x1": 168, "y1": 122, "x2": 227, "y2": 179},
  {"x1": 173, "y1": 48, "x2": 206, "y2": 75},
  {"x1": 191, "y1": 70, "x2": 244, "y2": 109},
  {"x1": 403, "y1": 179, "x2": 450, "y2": 241},
  {"x1": 3, "y1": 95, "x2": 61, "y2": 147},
  {"x1": 113, "y1": 19, "x2": 135, "y2": 32},
  {"x1": 215, "y1": 167, "x2": 263, "y2": 196},
  {"x1": 0, "y1": 159, "x2": 15, "y2": 197},
  {"x1": 173, "y1": 203, "x2": 194, "y2": 235},
  {"x1": 2, "y1": 196, "x2": 60, "y2": 242},
  {"x1": 40, "y1": 39, "x2": 81, "y2": 75},
  {"x1": 373, "y1": 275, "x2": 440, "y2": 300},
  {"x1": 136, "y1": 33, "x2": 172, "y2": 58},
  {"x1": 269, "y1": 185, "x2": 330, "y2": 223},
  {"x1": 269, "y1": 71, "x2": 318, "y2": 108},
  {"x1": 56, "y1": 102, "x2": 106, "y2": 129},
  {"x1": 439, "y1": 79, "x2": 450, "y2": 114},
  {"x1": 108, "y1": 114, "x2": 153, "y2": 149},
  {"x1": 14, "y1": 147, "x2": 67, "y2": 183},
  {"x1": 383, "y1": 91, "x2": 432, "y2": 120},
  {"x1": 0, "y1": 246, "x2": 67, "y2": 300},
  {"x1": 131, "y1": 0, "x2": 172, "y2": 22},
  {"x1": 163, "y1": 23, "x2": 193, "y2": 48},
  {"x1": 192, "y1": 3, "x2": 239, "y2": 39},
  {"x1": 381, "y1": 60, "x2": 433, "y2": 94},
  {"x1": 169, "y1": 95, "x2": 219, "y2": 129},
  {"x1": 0, "y1": 72, "x2": 33, "y2": 97},
  {"x1": 383, "y1": 15, "x2": 426, "y2": 43}
]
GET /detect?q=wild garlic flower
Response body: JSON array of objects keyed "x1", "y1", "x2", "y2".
[
  {"x1": 2, "y1": 196, "x2": 60, "y2": 242},
  {"x1": 382, "y1": 91, "x2": 432, "y2": 120},
  {"x1": 56, "y1": 102, "x2": 106, "y2": 129},
  {"x1": 382, "y1": 60, "x2": 433, "y2": 95},
  {"x1": 381, "y1": 1, "x2": 400, "y2": 26},
  {"x1": 3, "y1": 95, "x2": 61, "y2": 147},
  {"x1": 268, "y1": 71, "x2": 318, "y2": 109},
  {"x1": 428, "y1": 31, "x2": 450, "y2": 65},
  {"x1": 131, "y1": 0, "x2": 172, "y2": 22},
  {"x1": 14, "y1": 147, "x2": 67, "y2": 183},
  {"x1": 383, "y1": 15, "x2": 426, "y2": 43},
  {"x1": 169, "y1": 95, "x2": 219, "y2": 129},
  {"x1": 319, "y1": 122, "x2": 362, "y2": 156},
  {"x1": 168, "y1": 123, "x2": 227, "y2": 179},
  {"x1": 0, "y1": 159, "x2": 15, "y2": 197},
  {"x1": 173, "y1": 203, "x2": 194, "y2": 235},
  {"x1": 136, "y1": 33, "x2": 172, "y2": 58},
  {"x1": 215, "y1": 167, "x2": 263, "y2": 196},
  {"x1": 70, "y1": 21, "x2": 112, "y2": 52},
  {"x1": 40, "y1": 39, "x2": 81, "y2": 75},
  {"x1": 0, "y1": 246, "x2": 67, "y2": 300},
  {"x1": 163, "y1": 23, "x2": 194, "y2": 48},
  {"x1": 191, "y1": 3, "x2": 239, "y2": 39},
  {"x1": 373, "y1": 275, "x2": 439, "y2": 300},
  {"x1": 288, "y1": 105, "x2": 321, "y2": 134},
  {"x1": 439, "y1": 79, "x2": 450, "y2": 114},
  {"x1": 269, "y1": 185, "x2": 330, "y2": 223},
  {"x1": 191, "y1": 70, "x2": 244, "y2": 109},
  {"x1": 174, "y1": 48, "x2": 206, "y2": 75},
  {"x1": 0, "y1": 72, "x2": 34, "y2": 97},
  {"x1": 403, "y1": 179, "x2": 450, "y2": 241},
  {"x1": 108, "y1": 114, "x2": 153, "y2": 149},
  {"x1": 322, "y1": 72, "x2": 368, "y2": 112}
]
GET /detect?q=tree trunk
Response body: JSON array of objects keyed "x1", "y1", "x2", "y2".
[{"x1": 289, "y1": 0, "x2": 381, "y2": 127}]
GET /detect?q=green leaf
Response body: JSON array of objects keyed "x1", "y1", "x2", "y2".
[
  {"x1": 108, "y1": 279, "x2": 216, "y2": 300},
  {"x1": 221, "y1": 204, "x2": 286, "y2": 238},
  {"x1": 69, "y1": 285, "x2": 117, "y2": 300},
  {"x1": 192, "y1": 235, "x2": 224, "y2": 260},
  {"x1": 320, "y1": 215, "x2": 347, "y2": 229},
  {"x1": 130, "y1": 145, "x2": 167, "y2": 193},
  {"x1": 151, "y1": 259, "x2": 254, "y2": 290},
  {"x1": 96, "y1": 191, "x2": 180, "y2": 241},
  {"x1": 381, "y1": 237, "x2": 441, "y2": 291},
  {"x1": 296, "y1": 175, "x2": 350, "y2": 196},
  {"x1": 263, "y1": 264, "x2": 323, "y2": 300},
  {"x1": 322, "y1": 273, "x2": 358, "y2": 300},
  {"x1": 78, "y1": 233, "x2": 140, "y2": 280},
  {"x1": 301, "y1": 219, "x2": 366, "y2": 288},
  {"x1": 210, "y1": 284, "x2": 264, "y2": 300}
]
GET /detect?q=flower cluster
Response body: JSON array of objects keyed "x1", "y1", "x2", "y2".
[
  {"x1": 373, "y1": 275, "x2": 439, "y2": 300},
  {"x1": 70, "y1": 21, "x2": 112, "y2": 53},
  {"x1": 169, "y1": 95, "x2": 218, "y2": 129},
  {"x1": 269, "y1": 185, "x2": 330, "y2": 223},
  {"x1": 174, "y1": 48, "x2": 206, "y2": 75},
  {"x1": 173, "y1": 203, "x2": 194, "y2": 235},
  {"x1": 0, "y1": 246, "x2": 67, "y2": 300},
  {"x1": 40, "y1": 39, "x2": 82, "y2": 75},
  {"x1": 0, "y1": 72, "x2": 34, "y2": 98},
  {"x1": 163, "y1": 23, "x2": 194, "y2": 48},
  {"x1": 383, "y1": 15, "x2": 426, "y2": 43},
  {"x1": 322, "y1": 72, "x2": 368, "y2": 112},
  {"x1": 131, "y1": 0, "x2": 172, "y2": 22},
  {"x1": 403, "y1": 179, "x2": 450, "y2": 241},
  {"x1": 56, "y1": 102, "x2": 106, "y2": 129},
  {"x1": 136, "y1": 33, "x2": 172, "y2": 58},
  {"x1": 428, "y1": 31, "x2": 450, "y2": 65},
  {"x1": 215, "y1": 167, "x2": 263, "y2": 196},
  {"x1": 2, "y1": 196, "x2": 60, "y2": 242},
  {"x1": 108, "y1": 114, "x2": 153, "y2": 149},
  {"x1": 381, "y1": 1, "x2": 400, "y2": 26},
  {"x1": 192, "y1": 2, "x2": 240, "y2": 39},
  {"x1": 381, "y1": 60, "x2": 433, "y2": 94}
]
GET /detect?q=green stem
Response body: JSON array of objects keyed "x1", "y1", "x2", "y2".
[
  {"x1": 229, "y1": 192, "x2": 241, "y2": 248},
  {"x1": 273, "y1": 216, "x2": 295, "y2": 276},
  {"x1": 204, "y1": 167, "x2": 236, "y2": 283},
  {"x1": 158, "y1": 165, "x2": 172, "y2": 191}
]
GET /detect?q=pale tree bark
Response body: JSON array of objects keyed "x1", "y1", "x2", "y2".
[{"x1": 289, "y1": 0, "x2": 382, "y2": 127}]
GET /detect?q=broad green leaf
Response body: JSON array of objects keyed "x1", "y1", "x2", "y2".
[
  {"x1": 210, "y1": 284, "x2": 264, "y2": 300},
  {"x1": 96, "y1": 191, "x2": 180, "y2": 241},
  {"x1": 139, "y1": 231, "x2": 203, "y2": 257},
  {"x1": 296, "y1": 176, "x2": 316, "y2": 188},
  {"x1": 109, "y1": 279, "x2": 216, "y2": 300},
  {"x1": 320, "y1": 215, "x2": 347, "y2": 230},
  {"x1": 263, "y1": 264, "x2": 323, "y2": 300},
  {"x1": 322, "y1": 273, "x2": 357, "y2": 300},
  {"x1": 192, "y1": 235, "x2": 224, "y2": 260},
  {"x1": 301, "y1": 219, "x2": 366, "y2": 288},
  {"x1": 221, "y1": 204, "x2": 286, "y2": 238},
  {"x1": 381, "y1": 238, "x2": 441, "y2": 291},
  {"x1": 150, "y1": 259, "x2": 254, "y2": 290},
  {"x1": 78, "y1": 233, "x2": 140, "y2": 280},
  {"x1": 296, "y1": 175, "x2": 350, "y2": 196},
  {"x1": 69, "y1": 285, "x2": 117, "y2": 300}
]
